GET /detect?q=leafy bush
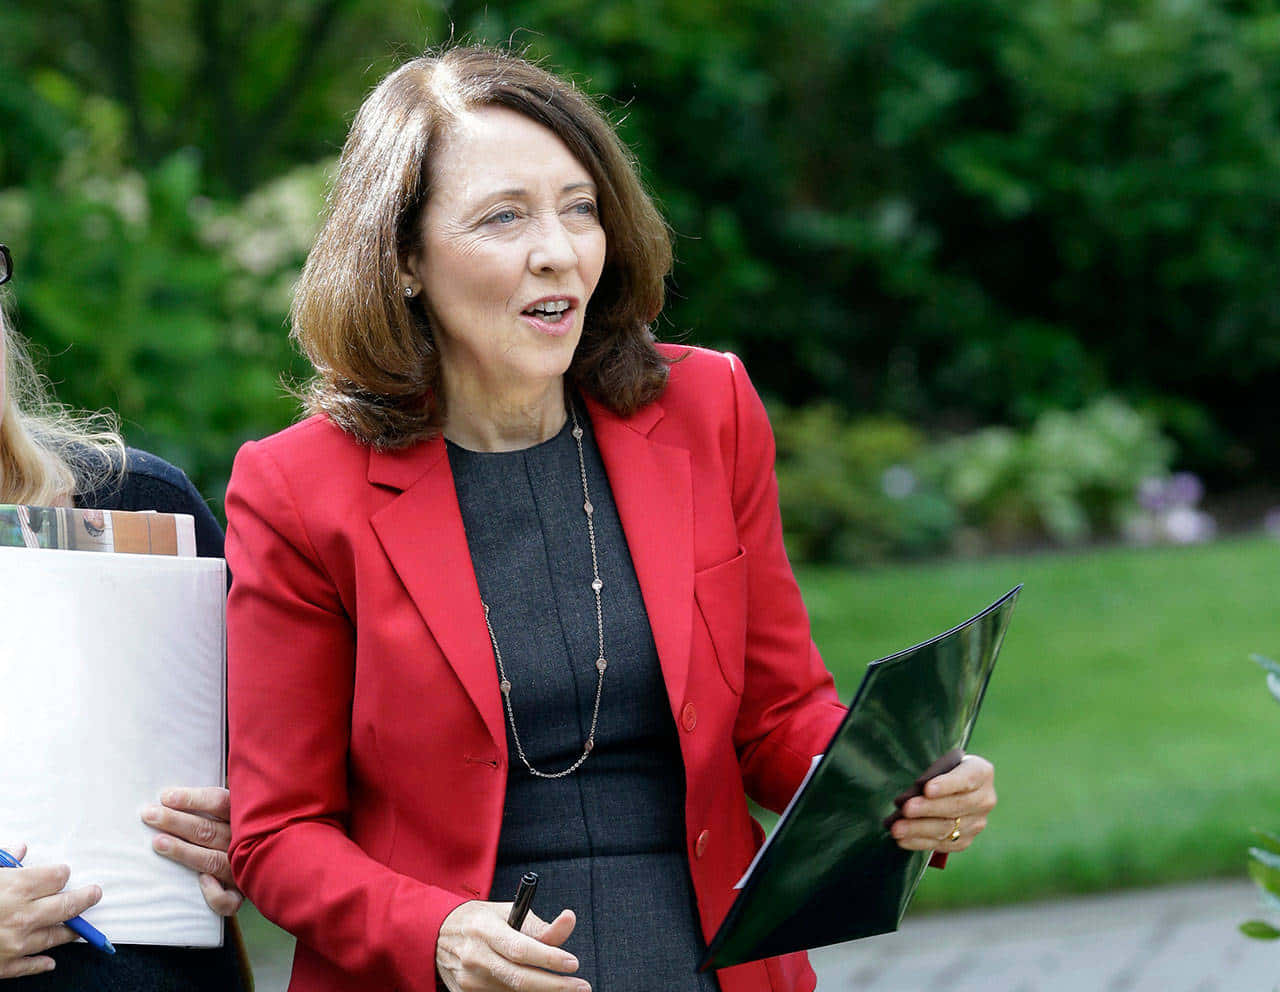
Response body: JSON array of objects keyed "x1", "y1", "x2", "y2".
[
  {"x1": 0, "y1": 76, "x2": 322, "y2": 512},
  {"x1": 770, "y1": 395, "x2": 1178, "y2": 565},
  {"x1": 769, "y1": 403, "x2": 956, "y2": 565},
  {"x1": 922, "y1": 397, "x2": 1175, "y2": 550},
  {"x1": 1242, "y1": 655, "x2": 1280, "y2": 941}
]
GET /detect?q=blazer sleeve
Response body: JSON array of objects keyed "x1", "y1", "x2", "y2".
[
  {"x1": 724, "y1": 355, "x2": 848, "y2": 813},
  {"x1": 225, "y1": 439, "x2": 465, "y2": 989}
]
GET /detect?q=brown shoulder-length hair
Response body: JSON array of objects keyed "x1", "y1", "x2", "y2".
[{"x1": 292, "y1": 45, "x2": 674, "y2": 448}]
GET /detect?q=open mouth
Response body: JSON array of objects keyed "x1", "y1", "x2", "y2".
[{"x1": 522, "y1": 299, "x2": 573, "y2": 324}]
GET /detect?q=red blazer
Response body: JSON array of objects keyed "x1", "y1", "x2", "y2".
[{"x1": 226, "y1": 345, "x2": 847, "y2": 992}]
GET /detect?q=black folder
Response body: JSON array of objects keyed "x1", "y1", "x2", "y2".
[{"x1": 700, "y1": 585, "x2": 1021, "y2": 971}]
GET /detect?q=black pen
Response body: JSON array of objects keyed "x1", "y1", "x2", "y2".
[{"x1": 506, "y1": 871, "x2": 539, "y2": 931}]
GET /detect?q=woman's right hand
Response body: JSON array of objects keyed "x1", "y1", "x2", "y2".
[
  {"x1": 0, "y1": 843, "x2": 103, "y2": 980},
  {"x1": 436, "y1": 900, "x2": 589, "y2": 992}
]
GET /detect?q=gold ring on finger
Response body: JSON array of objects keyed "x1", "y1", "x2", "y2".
[{"x1": 947, "y1": 817, "x2": 961, "y2": 842}]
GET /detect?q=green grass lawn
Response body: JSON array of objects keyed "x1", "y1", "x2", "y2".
[{"x1": 796, "y1": 534, "x2": 1280, "y2": 910}]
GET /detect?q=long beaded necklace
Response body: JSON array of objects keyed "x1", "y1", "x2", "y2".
[{"x1": 481, "y1": 404, "x2": 608, "y2": 779}]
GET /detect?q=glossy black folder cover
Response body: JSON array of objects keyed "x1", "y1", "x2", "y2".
[{"x1": 700, "y1": 585, "x2": 1021, "y2": 971}]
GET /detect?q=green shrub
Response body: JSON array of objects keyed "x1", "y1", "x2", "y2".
[
  {"x1": 770, "y1": 402, "x2": 956, "y2": 565},
  {"x1": 0, "y1": 76, "x2": 323, "y2": 513},
  {"x1": 922, "y1": 397, "x2": 1175, "y2": 549},
  {"x1": 770, "y1": 395, "x2": 1177, "y2": 565}
]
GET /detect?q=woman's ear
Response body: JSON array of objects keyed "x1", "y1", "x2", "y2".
[{"x1": 398, "y1": 254, "x2": 422, "y2": 300}]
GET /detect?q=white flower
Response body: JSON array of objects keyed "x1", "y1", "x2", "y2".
[
  {"x1": 881, "y1": 465, "x2": 917, "y2": 500},
  {"x1": 1161, "y1": 506, "x2": 1216, "y2": 544}
]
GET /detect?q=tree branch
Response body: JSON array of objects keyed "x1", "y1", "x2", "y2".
[
  {"x1": 240, "y1": 0, "x2": 356, "y2": 185},
  {"x1": 194, "y1": 0, "x2": 246, "y2": 192},
  {"x1": 100, "y1": 0, "x2": 151, "y2": 163}
]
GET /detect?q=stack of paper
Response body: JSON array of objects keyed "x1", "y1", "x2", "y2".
[
  {"x1": 0, "y1": 504, "x2": 197, "y2": 556},
  {"x1": 0, "y1": 534, "x2": 226, "y2": 947}
]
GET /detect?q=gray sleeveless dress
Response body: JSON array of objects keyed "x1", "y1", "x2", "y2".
[{"x1": 447, "y1": 410, "x2": 721, "y2": 992}]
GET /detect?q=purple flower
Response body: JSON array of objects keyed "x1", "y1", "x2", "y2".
[
  {"x1": 1138, "y1": 476, "x2": 1169, "y2": 513},
  {"x1": 1166, "y1": 472, "x2": 1204, "y2": 508}
]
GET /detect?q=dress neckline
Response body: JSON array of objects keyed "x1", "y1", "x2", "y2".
[{"x1": 444, "y1": 406, "x2": 581, "y2": 458}]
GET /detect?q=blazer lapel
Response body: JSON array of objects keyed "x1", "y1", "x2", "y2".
[
  {"x1": 368, "y1": 439, "x2": 507, "y2": 754},
  {"x1": 586, "y1": 397, "x2": 695, "y2": 716}
]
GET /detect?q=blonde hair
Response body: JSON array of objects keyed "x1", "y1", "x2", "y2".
[
  {"x1": 0, "y1": 298, "x2": 125, "y2": 505},
  {"x1": 292, "y1": 45, "x2": 674, "y2": 449}
]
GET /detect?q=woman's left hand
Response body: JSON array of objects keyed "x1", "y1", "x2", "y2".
[
  {"x1": 140, "y1": 787, "x2": 243, "y2": 916},
  {"x1": 890, "y1": 754, "x2": 996, "y2": 854}
]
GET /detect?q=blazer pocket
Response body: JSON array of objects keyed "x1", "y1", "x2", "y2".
[{"x1": 693, "y1": 545, "x2": 748, "y2": 695}]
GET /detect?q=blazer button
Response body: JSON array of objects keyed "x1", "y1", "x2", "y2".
[
  {"x1": 695, "y1": 829, "x2": 711, "y2": 859},
  {"x1": 681, "y1": 703, "x2": 698, "y2": 732}
]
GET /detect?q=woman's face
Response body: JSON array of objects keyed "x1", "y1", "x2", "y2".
[{"x1": 404, "y1": 106, "x2": 607, "y2": 404}]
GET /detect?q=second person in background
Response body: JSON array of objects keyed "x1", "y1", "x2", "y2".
[{"x1": 0, "y1": 243, "x2": 247, "y2": 989}]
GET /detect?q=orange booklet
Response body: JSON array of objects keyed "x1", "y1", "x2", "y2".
[{"x1": 0, "y1": 504, "x2": 196, "y2": 556}]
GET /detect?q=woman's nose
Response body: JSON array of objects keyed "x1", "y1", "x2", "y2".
[{"x1": 528, "y1": 217, "x2": 578, "y2": 273}]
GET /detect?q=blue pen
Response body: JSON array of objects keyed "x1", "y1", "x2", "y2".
[{"x1": 0, "y1": 848, "x2": 116, "y2": 954}]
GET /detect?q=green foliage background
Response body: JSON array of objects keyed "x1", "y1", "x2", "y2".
[{"x1": 3, "y1": 0, "x2": 1280, "y2": 511}]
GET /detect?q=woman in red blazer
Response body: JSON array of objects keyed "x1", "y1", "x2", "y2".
[{"x1": 225, "y1": 47, "x2": 996, "y2": 992}]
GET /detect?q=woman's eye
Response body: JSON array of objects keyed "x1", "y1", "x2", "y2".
[
  {"x1": 571, "y1": 201, "x2": 598, "y2": 216},
  {"x1": 488, "y1": 209, "x2": 518, "y2": 224}
]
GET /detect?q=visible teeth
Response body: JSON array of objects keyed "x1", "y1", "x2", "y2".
[{"x1": 529, "y1": 299, "x2": 570, "y2": 315}]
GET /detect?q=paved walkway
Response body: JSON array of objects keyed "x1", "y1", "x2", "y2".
[
  {"x1": 810, "y1": 879, "x2": 1277, "y2": 991},
  {"x1": 247, "y1": 880, "x2": 1278, "y2": 991}
]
